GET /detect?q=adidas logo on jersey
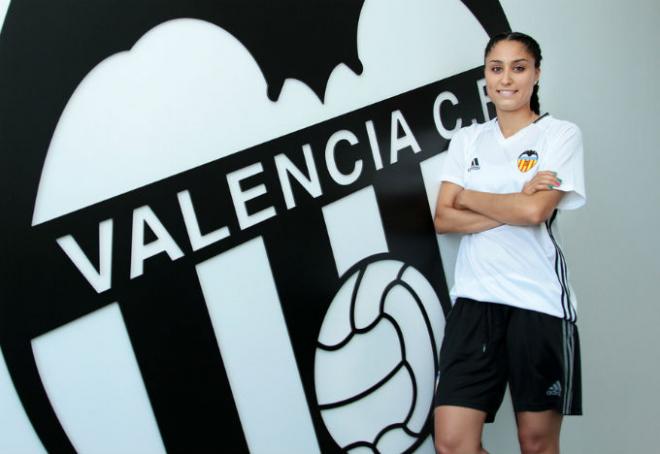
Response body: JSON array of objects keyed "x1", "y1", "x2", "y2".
[
  {"x1": 546, "y1": 380, "x2": 562, "y2": 397},
  {"x1": 468, "y1": 157, "x2": 480, "y2": 172}
]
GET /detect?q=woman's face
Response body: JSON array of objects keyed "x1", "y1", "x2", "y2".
[{"x1": 484, "y1": 40, "x2": 540, "y2": 115}]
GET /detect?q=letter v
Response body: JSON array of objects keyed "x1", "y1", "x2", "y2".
[{"x1": 56, "y1": 219, "x2": 113, "y2": 293}]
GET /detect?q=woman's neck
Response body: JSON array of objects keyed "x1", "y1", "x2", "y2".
[{"x1": 496, "y1": 109, "x2": 539, "y2": 138}]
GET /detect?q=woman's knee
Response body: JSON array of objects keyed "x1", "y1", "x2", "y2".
[
  {"x1": 434, "y1": 435, "x2": 470, "y2": 454},
  {"x1": 433, "y1": 436, "x2": 452, "y2": 454},
  {"x1": 516, "y1": 410, "x2": 561, "y2": 454},
  {"x1": 517, "y1": 429, "x2": 544, "y2": 454},
  {"x1": 517, "y1": 425, "x2": 557, "y2": 454},
  {"x1": 434, "y1": 406, "x2": 487, "y2": 454},
  {"x1": 434, "y1": 436, "x2": 487, "y2": 454}
]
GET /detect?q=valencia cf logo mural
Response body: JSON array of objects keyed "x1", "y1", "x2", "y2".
[{"x1": 0, "y1": 1, "x2": 510, "y2": 452}]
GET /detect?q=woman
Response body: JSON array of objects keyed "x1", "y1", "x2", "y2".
[{"x1": 433, "y1": 32, "x2": 585, "y2": 454}]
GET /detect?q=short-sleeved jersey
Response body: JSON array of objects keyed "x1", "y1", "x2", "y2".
[{"x1": 440, "y1": 114, "x2": 586, "y2": 320}]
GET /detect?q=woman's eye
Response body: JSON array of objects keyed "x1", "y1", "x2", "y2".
[
  {"x1": 513, "y1": 66, "x2": 526, "y2": 72},
  {"x1": 491, "y1": 66, "x2": 502, "y2": 73}
]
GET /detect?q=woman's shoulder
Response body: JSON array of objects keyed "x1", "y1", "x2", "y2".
[
  {"x1": 453, "y1": 118, "x2": 496, "y2": 141},
  {"x1": 537, "y1": 115, "x2": 582, "y2": 138}
]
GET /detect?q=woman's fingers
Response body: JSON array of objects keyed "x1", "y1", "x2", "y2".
[
  {"x1": 523, "y1": 171, "x2": 561, "y2": 194},
  {"x1": 533, "y1": 172, "x2": 561, "y2": 186},
  {"x1": 535, "y1": 171, "x2": 560, "y2": 184}
]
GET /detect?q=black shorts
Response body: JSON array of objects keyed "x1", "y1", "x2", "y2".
[{"x1": 434, "y1": 298, "x2": 582, "y2": 423}]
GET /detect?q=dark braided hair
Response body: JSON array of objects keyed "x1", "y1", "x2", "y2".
[{"x1": 485, "y1": 32, "x2": 542, "y2": 115}]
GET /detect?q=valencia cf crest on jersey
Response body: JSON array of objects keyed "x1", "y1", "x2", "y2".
[{"x1": 517, "y1": 150, "x2": 539, "y2": 173}]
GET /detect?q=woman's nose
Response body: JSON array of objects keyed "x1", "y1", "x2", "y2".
[{"x1": 501, "y1": 69, "x2": 513, "y2": 84}]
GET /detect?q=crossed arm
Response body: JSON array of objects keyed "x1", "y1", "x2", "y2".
[{"x1": 434, "y1": 171, "x2": 565, "y2": 234}]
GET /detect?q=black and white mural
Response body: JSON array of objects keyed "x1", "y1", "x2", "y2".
[{"x1": 0, "y1": 1, "x2": 509, "y2": 452}]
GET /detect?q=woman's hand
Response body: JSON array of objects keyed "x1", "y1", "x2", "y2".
[
  {"x1": 522, "y1": 171, "x2": 562, "y2": 195},
  {"x1": 454, "y1": 188, "x2": 467, "y2": 210}
]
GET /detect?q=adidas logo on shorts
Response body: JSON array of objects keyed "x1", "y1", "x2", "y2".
[{"x1": 546, "y1": 380, "x2": 562, "y2": 397}]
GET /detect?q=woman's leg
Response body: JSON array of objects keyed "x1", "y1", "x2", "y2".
[
  {"x1": 434, "y1": 300, "x2": 509, "y2": 454},
  {"x1": 507, "y1": 309, "x2": 581, "y2": 454},
  {"x1": 515, "y1": 410, "x2": 562, "y2": 454},
  {"x1": 434, "y1": 405, "x2": 488, "y2": 454}
]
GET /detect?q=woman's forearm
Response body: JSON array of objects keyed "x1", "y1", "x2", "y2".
[
  {"x1": 434, "y1": 205, "x2": 503, "y2": 234},
  {"x1": 455, "y1": 189, "x2": 561, "y2": 225}
]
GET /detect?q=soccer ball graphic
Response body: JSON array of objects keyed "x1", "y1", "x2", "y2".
[{"x1": 315, "y1": 258, "x2": 445, "y2": 453}]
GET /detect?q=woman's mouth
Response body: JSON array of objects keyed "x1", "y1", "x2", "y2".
[
  {"x1": 497, "y1": 90, "x2": 518, "y2": 97},
  {"x1": 497, "y1": 90, "x2": 518, "y2": 98}
]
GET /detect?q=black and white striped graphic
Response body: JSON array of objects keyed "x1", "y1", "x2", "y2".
[
  {"x1": 31, "y1": 304, "x2": 165, "y2": 453},
  {"x1": 196, "y1": 237, "x2": 320, "y2": 453}
]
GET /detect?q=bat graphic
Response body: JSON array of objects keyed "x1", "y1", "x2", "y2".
[{"x1": 1, "y1": 0, "x2": 508, "y2": 104}]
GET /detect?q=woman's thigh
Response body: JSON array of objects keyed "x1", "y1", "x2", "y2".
[{"x1": 435, "y1": 299, "x2": 510, "y2": 422}]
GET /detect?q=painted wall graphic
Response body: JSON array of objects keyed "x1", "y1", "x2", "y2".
[{"x1": 0, "y1": 1, "x2": 509, "y2": 452}]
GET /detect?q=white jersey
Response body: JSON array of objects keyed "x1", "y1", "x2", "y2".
[{"x1": 440, "y1": 114, "x2": 586, "y2": 320}]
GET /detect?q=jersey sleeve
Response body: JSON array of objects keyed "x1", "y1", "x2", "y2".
[
  {"x1": 439, "y1": 128, "x2": 468, "y2": 188},
  {"x1": 541, "y1": 122, "x2": 586, "y2": 210}
]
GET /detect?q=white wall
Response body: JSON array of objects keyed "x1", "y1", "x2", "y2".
[{"x1": 483, "y1": 1, "x2": 660, "y2": 453}]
